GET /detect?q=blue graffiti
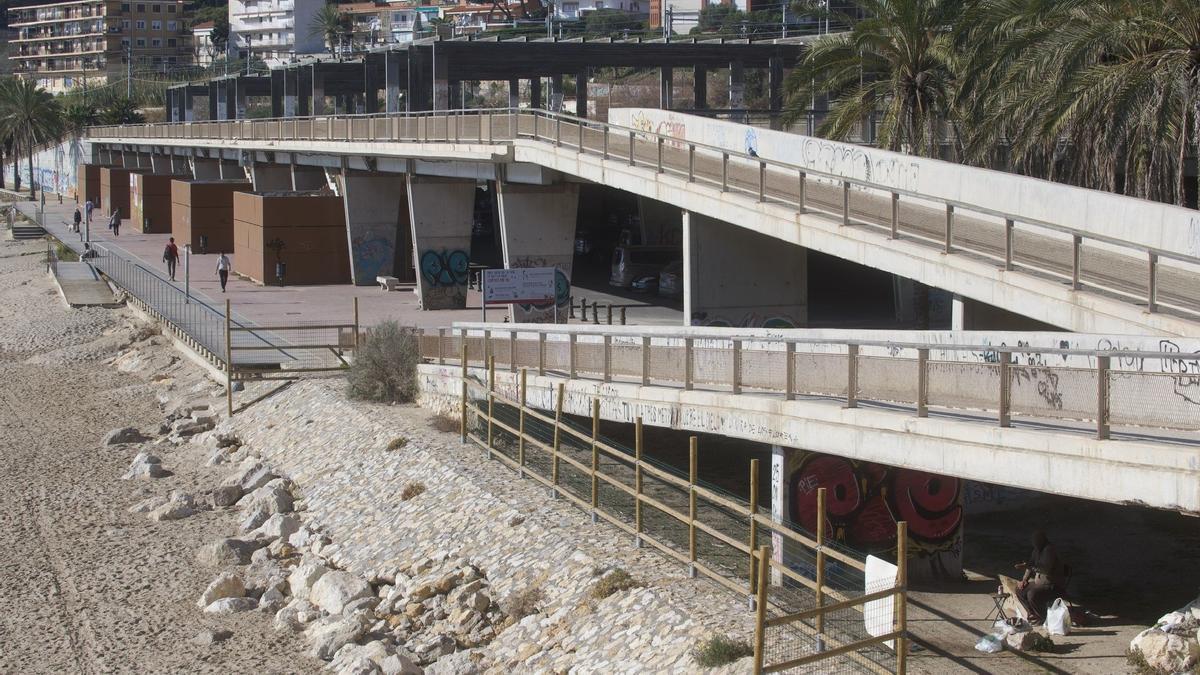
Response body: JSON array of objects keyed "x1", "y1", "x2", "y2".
[
  {"x1": 420, "y1": 249, "x2": 469, "y2": 287},
  {"x1": 352, "y1": 235, "x2": 392, "y2": 282}
]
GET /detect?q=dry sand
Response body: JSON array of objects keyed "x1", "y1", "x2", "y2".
[{"x1": 0, "y1": 237, "x2": 320, "y2": 674}]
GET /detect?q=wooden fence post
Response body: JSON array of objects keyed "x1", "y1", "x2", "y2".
[
  {"x1": 753, "y1": 545, "x2": 770, "y2": 674},
  {"x1": 688, "y1": 436, "x2": 698, "y2": 577},
  {"x1": 518, "y1": 368, "x2": 527, "y2": 478},
  {"x1": 437, "y1": 327, "x2": 445, "y2": 365},
  {"x1": 590, "y1": 398, "x2": 600, "y2": 522},
  {"x1": 896, "y1": 521, "x2": 909, "y2": 675},
  {"x1": 487, "y1": 356, "x2": 496, "y2": 460},
  {"x1": 748, "y1": 458, "x2": 760, "y2": 594},
  {"x1": 552, "y1": 382, "x2": 564, "y2": 497},
  {"x1": 460, "y1": 342, "x2": 468, "y2": 444},
  {"x1": 635, "y1": 417, "x2": 644, "y2": 547},
  {"x1": 352, "y1": 296, "x2": 359, "y2": 354},
  {"x1": 537, "y1": 332, "x2": 546, "y2": 376}
]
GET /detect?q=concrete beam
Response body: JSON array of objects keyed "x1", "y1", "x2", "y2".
[
  {"x1": 497, "y1": 180, "x2": 580, "y2": 322},
  {"x1": 407, "y1": 176, "x2": 475, "y2": 310},
  {"x1": 684, "y1": 210, "x2": 807, "y2": 328},
  {"x1": 729, "y1": 61, "x2": 745, "y2": 110},
  {"x1": 339, "y1": 172, "x2": 413, "y2": 285},
  {"x1": 576, "y1": 70, "x2": 589, "y2": 119}
]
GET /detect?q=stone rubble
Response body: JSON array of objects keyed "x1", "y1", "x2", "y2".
[
  {"x1": 122, "y1": 451, "x2": 167, "y2": 479},
  {"x1": 1129, "y1": 598, "x2": 1200, "y2": 673},
  {"x1": 103, "y1": 426, "x2": 148, "y2": 445}
]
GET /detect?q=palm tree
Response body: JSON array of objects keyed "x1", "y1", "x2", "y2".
[
  {"x1": 310, "y1": 3, "x2": 351, "y2": 55},
  {"x1": 782, "y1": 0, "x2": 964, "y2": 157},
  {"x1": 97, "y1": 97, "x2": 144, "y2": 125},
  {"x1": 959, "y1": 0, "x2": 1200, "y2": 206},
  {"x1": 0, "y1": 77, "x2": 63, "y2": 197}
]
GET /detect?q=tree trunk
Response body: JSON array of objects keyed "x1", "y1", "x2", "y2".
[
  {"x1": 1177, "y1": 96, "x2": 1188, "y2": 207},
  {"x1": 27, "y1": 133, "x2": 36, "y2": 199},
  {"x1": 12, "y1": 156, "x2": 20, "y2": 192}
]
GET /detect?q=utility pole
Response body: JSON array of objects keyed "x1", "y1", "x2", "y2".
[
  {"x1": 781, "y1": 2, "x2": 787, "y2": 38},
  {"x1": 663, "y1": 6, "x2": 672, "y2": 39},
  {"x1": 546, "y1": 3, "x2": 553, "y2": 40}
]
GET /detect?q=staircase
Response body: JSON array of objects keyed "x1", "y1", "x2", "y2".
[{"x1": 10, "y1": 223, "x2": 46, "y2": 240}]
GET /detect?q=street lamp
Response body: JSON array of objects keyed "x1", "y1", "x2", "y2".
[{"x1": 183, "y1": 244, "x2": 192, "y2": 303}]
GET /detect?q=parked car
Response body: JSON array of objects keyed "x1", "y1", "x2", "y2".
[
  {"x1": 631, "y1": 274, "x2": 659, "y2": 293},
  {"x1": 610, "y1": 245, "x2": 680, "y2": 288},
  {"x1": 658, "y1": 260, "x2": 683, "y2": 298}
]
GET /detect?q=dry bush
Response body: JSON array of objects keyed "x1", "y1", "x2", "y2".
[
  {"x1": 692, "y1": 634, "x2": 753, "y2": 667},
  {"x1": 500, "y1": 586, "x2": 544, "y2": 621},
  {"x1": 400, "y1": 481, "x2": 426, "y2": 500},
  {"x1": 429, "y1": 414, "x2": 459, "y2": 433},
  {"x1": 590, "y1": 567, "x2": 641, "y2": 600},
  {"x1": 386, "y1": 437, "x2": 408, "y2": 451},
  {"x1": 347, "y1": 321, "x2": 422, "y2": 403}
]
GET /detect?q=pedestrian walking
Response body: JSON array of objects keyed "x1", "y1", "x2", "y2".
[
  {"x1": 108, "y1": 208, "x2": 121, "y2": 236},
  {"x1": 72, "y1": 206, "x2": 81, "y2": 233},
  {"x1": 216, "y1": 252, "x2": 231, "y2": 293},
  {"x1": 162, "y1": 236, "x2": 180, "y2": 281},
  {"x1": 84, "y1": 199, "x2": 93, "y2": 225}
]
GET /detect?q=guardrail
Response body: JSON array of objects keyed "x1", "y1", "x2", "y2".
[
  {"x1": 87, "y1": 107, "x2": 1200, "y2": 322},
  {"x1": 420, "y1": 325, "x2": 1200, "y2": 439},
  {"x1": 460, "y1": 356, "x2": 903, "y2": 673}
]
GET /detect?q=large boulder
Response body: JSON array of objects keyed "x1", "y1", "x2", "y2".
[
  {"x1": 122, "y1": 452, "x2": 166, "y2": 479},
  {"x1": 307, "y1": 616, "x2": 367, "y2": 661},
  {"x1": 203, "y1": 597, "x2": 259, "y2": 615},
  {"x1": 212, "y1": 484, "x2": 242, "y2": 507},
  {"x1": 222, "y1": 461, "x2": 279, "y2": 494},
  {"x1": 196, "y1": 537, "x2": 265, "y2": 567},
  {"x1": 197, "y1": 572, "x2": 245, "y2": 609},
  {"x1": 148, "y1": 492, "x2": 196, "y2": 522},
  {"x1": 289, "y1": 558, "x2": 331, "y2": 599},
  {"x1": 251, "y1": 513, "x2": 301, "y2": 543},
  {"x1": 1132, "y1": 628, "x2": 1200, "y2": 673},
  {"x1": 311, "y1": 571, "x2": 374, "y2": 615},
  {"x1": 240, "y1": 480, "x2": 294, "y2": 515},
  {"x1": 103, "y1": 427, "x2": 147, "y2": 445}
]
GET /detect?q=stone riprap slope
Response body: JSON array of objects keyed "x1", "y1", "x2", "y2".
[{"x1": 224, "y1": 377, "x2": 754, "y2": 672}]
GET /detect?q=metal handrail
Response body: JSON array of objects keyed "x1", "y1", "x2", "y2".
[{"x1": 86, "y1": 107, "x2": 1200, "y2": 317}]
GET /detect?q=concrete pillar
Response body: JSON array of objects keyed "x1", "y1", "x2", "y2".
[
  {"x1": 297, "y1": 67, "x2": 311, "y2": 116},
  {"x1": 406, "y1": 47, "x2": 431, "y2": 112},
  {"x1": 338, "y1": 173, "x2": 414, "y2": 285},
  {"x1": 770, "y1": 445, "x2": 790, "y2": 586},
  {"x1": 432, "y1": 49, "x2": 449, "y2": 111},
  {"x1": 508, "y1": 78, "x2": 520, "y2": 109},
  {"x1": 271, "y1": 69, "x2": 285, "y2": 117},
  {"x1": 448, "y1": 80, "x2": 462, "y2": 110},
  {"x1": 768, "y1": 56, "x2": 784, "y2": 113},
  {"x1": 694, "y1": 65, "x2": 708, "y2": 109},
  {"x1": 364, "y1": 63, "x2": 381, "y2": 114},
  {"x1": 407, "y1": 176, "x2": 476, "y2": 310},
  {"x1": 385, "y1": 52, "x2": 402, "y2": 114},
  {"x1": 311, "y1": 67, "x2": 326, "y2": 116},
  {"x1": 192, "y1": 157, "x2": 222, "y2": 180},
  {"x1": 183, "y1": 87, "x2": 196, "y2": 122},
  {"x1": 529, "y1": 77, "x2": 542, "y2": 109},
  {"x1": 683, "y1": 210, "x2": 807, "y2": 327},
  {"x1": 729, "y1": 61, "x2": 745, "y2": 110},
  {"x1": 497, "y1": 181, "x2": 580, "y2": 323},
  {"x1": 167, "y1": 89, "x2": 179, "y2": 122},
  {"x1": 209, "y1": 81, "x2": 221, "y2": 120},
  {"x1": 951, "y1": 294, "x2": 967, "y2": 331},
  {"x1": 550, "y1": 74, "x2": 563, "y2": 112},
  {"x1": 576, "y1": 69, "x2": 588, "y2": 118},
  {"x1": 659, "y1": 66, "x2": 673, "y2": 109},
  {"x1": 249, "y1": 163, "x2": 293, "y2": 191}
]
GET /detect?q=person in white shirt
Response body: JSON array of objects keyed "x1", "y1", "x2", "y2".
[{"x1": 216, "y1": 252, "x2": 231, "y2": 292}]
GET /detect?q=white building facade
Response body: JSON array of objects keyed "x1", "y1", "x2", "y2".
[{"x1": 229, "y1": 0, "x2": 324, "y2": 65}]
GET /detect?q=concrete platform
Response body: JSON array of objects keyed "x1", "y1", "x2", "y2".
[{"x1": 52, "y1": 262, "x2": 117, "y2": 307}]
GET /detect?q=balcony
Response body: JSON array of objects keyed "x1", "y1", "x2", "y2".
[
  {"x1": 235, "y1": 17, "x2": 295, "y2": 32},
  {"x1": 8, "y1": 5, "x2": 106, "y2": 27},
  {"x1": 14, "y1": 28, "x2": 107, "y2": 43}
]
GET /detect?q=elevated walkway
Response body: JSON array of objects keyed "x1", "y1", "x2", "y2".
[
  {"x1": 417, "y1": 323, "x2": 1200, "y2": 512},
  {"x1": 88, "y1": 109, "x2": 1200, "y2": 336}
]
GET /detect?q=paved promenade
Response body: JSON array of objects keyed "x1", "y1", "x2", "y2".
[{"x1": 22, "y1": 200, "x2": 681, "y2": 332}]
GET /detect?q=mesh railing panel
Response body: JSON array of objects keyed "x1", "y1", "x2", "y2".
[
  {"x1": 741, "y1": 346, "x2": 786, "y2": 391},
  {"x1": 857, "y1": 355, "x2": 918, "y2": 406},
  {"x1": 1008, "y1": 364, "x2": 1096, "y2": 421},
  {"x1": 1109, "y1": 370, "x2": 1200, "y2": 431},
  {"x1": 794, "y1": 352, "x2": 848, "y2": 398},
  {"x1": 926, "y1": 360, "x2": 997, "y2": 411}
]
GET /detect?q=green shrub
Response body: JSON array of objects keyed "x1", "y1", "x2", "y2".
[
  {"x1": 347, "y1": 321, "x2": 422, "y2": 403},
  {"x1": 56, "y1": 242, "x2": 79, "y2": 262},
  {"x1": 590, "y1": 568, "x2": 641, "y2": 600},
  {"x1": 429, "y1": 414, "x2": 459, "y2": 433},
  {"x1": 693, "y1": 634, "x2": 754, "y2": 667}
]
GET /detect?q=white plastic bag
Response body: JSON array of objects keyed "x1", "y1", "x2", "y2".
[
  {"x1": 974, "y1": 633, "x2": 1004, "y2": 653},
  {"x1": 1046, "y1": 598, "x2": 1071, "y2": 636}
]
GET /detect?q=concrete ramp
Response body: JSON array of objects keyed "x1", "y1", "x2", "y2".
[{"x1": 53, "y1": 262, "x2": 118, "y2": 307}]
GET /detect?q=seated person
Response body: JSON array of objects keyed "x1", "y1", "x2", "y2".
[{"x1": 1014, "y1": 530, "x2": 1067, "y2": 624}]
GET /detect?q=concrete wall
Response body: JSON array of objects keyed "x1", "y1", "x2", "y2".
[
  {"x1": 232, "y1": 191, "x2": 351, "y2": 285},
  {"x1": 497, "y1": 181, "x2": 580, "y2": 322},
  {"x1": 408, "y1": 176, "x2": 476, "y2": 310},
  {"x1": 98, "y1": 167, "x2": 134, "y2": 217},
  {"x1": 76, "y1": 163, "x2": 106, "y2": 207},
  {"x1": 6, "y1": 138, "x2": 91, "y2": 196},
  {"x1": 684, "y1": 211, "x2": 807, "y2": 327},
  {"x1": 338, "y1": 173, "x2": 412, "y2": 285},
  {"x1": 131, "y1": 173, "x2": 186, "y2": 233},
  {"x1": 609, "y1": 108, "x2": 1200, "y2": 259},
  {"x1": 170, "y1": 179, "x2": 252, "y2": 252}
]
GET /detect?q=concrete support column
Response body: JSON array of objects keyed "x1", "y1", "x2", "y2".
[
  {"x1": 183, "y1": 87, "x2": 196, "y2": 121},
  {"x1": 432, "y1": 49, "x2": 449, "y2": 111},
  {"x1": 385, "y1": 52, "x2": 402, "y2": 114},
  {"x1": 338, "y1": 173, "x2": 414, "y2": 285},
  {"x1": 249, "y1": 163, "x2": 293, "y2": 191},
  {"x1": 768, "y1": 56, "x2": 784, "y2": 113},
  {"x1": 225, "y1": 79, "x2": 240, "y2": 121},
  {"x1": 508, "y1": 78, "x2": 520, "y2": 109},
  {"x1": 297, "y1": 68, "x2": 311, "y2": 116},
  {"x1": 951, "y1": 294, "x2": 967, "y2": 331},
  {"x1": 770, "y1": 445, "x2": 790, "y2": 586},
  {"x1": 729, "y1": 61, "x2": 745, "y2": 111},
  {"x1": 549, "y1": 74, "x2": 564, "y2": 112},
  {"x1": 209, "y1": 81, "x2": 222, "y2": 120},
  {"x1": 311, "y1": 67, "x2": 326, "y2": 116},
  {"x1": 497, "y1": 181, "x2": 580, "y2": 323},
  {"x1": 659, "y1": 66, "x2": 673, "y2": 109},
  {"x1": 407, "y1": 176, "x2": 476, "y2": 310},
  {"x1": 683, "y1": 210, "x2": 807, "y2": 327},
  {"x1": 364, "y1": 63, "x2": 381, "y2": 114},
  {"x1": 448, "y1": 80, "x2": 462, "y2": 110},
  {"x1": 694, "y1": 64, "x2": 708, "y2": 109},
  {"x1": 192, "y1": 157, "x2": 222, "y2": 180},
  {"x1": 576, "y1": 69, "x2": 589, "y2": 118},
  {"x1": 529, "y1": 77, "x2": 543, "y2": 109},
  {"x1": 270, "y1": 69, "x2": 285, "y2": 117}
]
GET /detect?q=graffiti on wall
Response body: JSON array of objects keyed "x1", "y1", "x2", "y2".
[
  {"x1": 508, "y1": 256, "x2": 570, "y2": 323},
  {"x1": 418, "y1": 248, "x2": 469, "y2": 309},
  {"x1": 1160, "y1": 340, "x2": 1200, "y2": 405},
  {"x1": 351, "y1": 235, "x2": 394, "y2": 285},
  {"x1": 693, "y1": 312, "x2": 799, "y2": 329},
  {"x1": 630, "y1": 111, "x2": 688, "y2": 149},
  {"x1": 789, "y1": 452, "x2": 963, "y2": 580}
]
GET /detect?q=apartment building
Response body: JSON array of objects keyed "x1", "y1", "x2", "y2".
[
  {"x1": 229, "y1": 0, "x2": 323, "y2": 65},
  {"x1": 6, "y1": 0, "x2": 192, "y2": 93},
  {"x1": 192, "y1": 20, "x2": 218, "y2": 67}
]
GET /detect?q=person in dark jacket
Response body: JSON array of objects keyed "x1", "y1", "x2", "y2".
[{"x1": 1015, "y1": 530, "x2": 1067, "y2": 623}]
